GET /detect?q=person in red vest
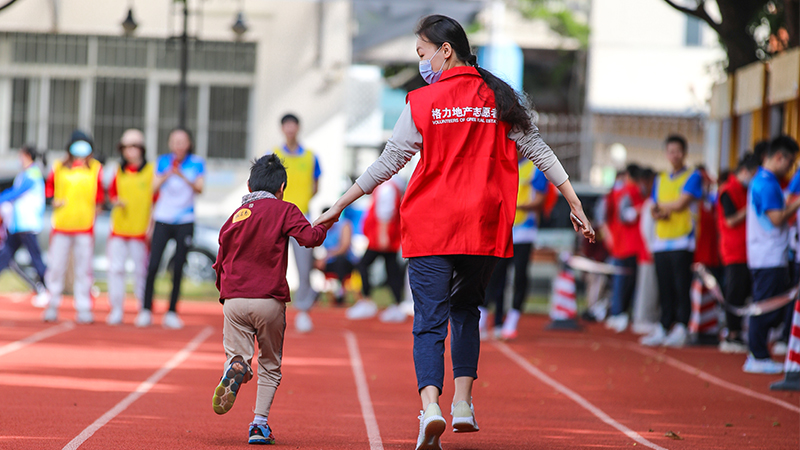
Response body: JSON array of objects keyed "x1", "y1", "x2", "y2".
[
  {"x1": 605, "y1": 164, "x2": 645, "y2": 333},
  {"x1": 717, "y1": 153, "x2": 759, "y2": 353},
  {"x1": 314, "y1": 15, "x2": 594, "y2": 450},
  {"x1": 347, "y1": 176, "x2": 407, "y2": 322},
  {"x1": 694, "y1": 165, "x2": 722, "y2": 275}
]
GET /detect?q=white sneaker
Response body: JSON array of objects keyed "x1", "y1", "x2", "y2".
[
  {"x1": 31, "y1": 290, "x2": 51, "y2": 309},
  {"x1": 379, "y1": 304, "x2": 407, "y2": 323},
  {"x1": 479, "y1": 328, "x2": 489, "y2": 341},
  {"x1": 346, "y1": 300, "x2": 378, "y2": 320},
  {"x1": 400, "y1": 299, "x2": 415, "y2": 317},
  {"x1": 606, "y1": 314, "x2": 629, "y2": 333},
  {"x1": 75, "y1": 310, "x2": 94, "y2": 324},
  {"x1": 664, "y1": 323, "x2": 688, "y2": 348},
  {"x1": 631, "y1": 322, "x2": 657, "y2": 335},
  {"x1": 135, "y1": 309, "x2": 152, "y2": 328},
  {"x1": 106, "y1": 308, "x2": 124, "y2": 326},
  {"x1": 42, "y1": 307, "x2": 58, "y2": 323},
  {"x1": 295, "y1": 311, "x2": 313, "y2": 333},
  {"x1": 743, "y1": 355, "x2": 784, "y2": 374},
  {"x1": 451, "y1": 400, "x2": 479, "y2": 432},
  {"x1": 416, "y1": 403, "x2": 446, "y2": 450},
  {"x1": 162, "y1": 311, "x2": 184, "y2": 330},
  {"x1": 719, "y1": 337, "x2": 748, "y2": 354},
  {"x1": 772, "y1": 341, "x2": 788, "y2": 356},
  {"x1": 640, "y1": 324, "x2": 666, "y2": 347}
]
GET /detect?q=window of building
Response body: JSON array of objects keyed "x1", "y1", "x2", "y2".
[
  {"x1": 158, "y1": 85, "x2": 199, "y2": 154},
  {"x1": 10, "y1": 33, "x2": 88, "y2": 65},
  {"x1": 155, "y1": 40, "x2": 256, "y2": 73},
  {"x1": 208, "y1": 86, "x2": 249, "y2": 159},
  {"x1": 685, "y1": 16, "x2": 702, "y2": 47},
  {"x1": 97, "y1": 37, "x2": 148, "y2": 68},
  {"x1": 93, "y1": 78, "x2": 147, "y2": 159},
  {"x1": 10, "y1": 79, "x2": 30, "y2": 149},
  {"x1": 48, "y1": 79, "x2": 80, "y2": 150}
]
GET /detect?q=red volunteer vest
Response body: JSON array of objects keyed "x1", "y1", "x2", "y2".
[
  {"x1": 363, "y1": 182, "x2": 402, "y2": 252},
  {"x1": 402, "y1": 66, "x2": 518, "y2": 258},
  {"x1": 607, "y1": 181, "x2": 644, "y2": 260},
  {"x1": 717, "y1": 175, "x2": 747, "y2": 265}
]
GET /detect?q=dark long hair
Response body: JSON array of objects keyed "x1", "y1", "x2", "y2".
[{"x1": 415, "y1": 15, "x2": 532, "y2": 133}]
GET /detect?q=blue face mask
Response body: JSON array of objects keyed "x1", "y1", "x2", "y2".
[
  {"x1": 419, "y1": 46, "x2": 445, "y2": 85},
  {"x1": 69, "y1": 140, "x2": 92, "y2": 158}
]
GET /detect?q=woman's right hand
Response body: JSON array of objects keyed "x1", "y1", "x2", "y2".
[
  {"x1": 314, "y1": 205, "x2": 342, "y2": 229},
  {"x1": 570, "y1": 208, "x2": 595, "y2": 243}
]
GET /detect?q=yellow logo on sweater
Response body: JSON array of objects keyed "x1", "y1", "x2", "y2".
[{"x1": 233, "y1": 208, "x2": 251, "y2": 223}]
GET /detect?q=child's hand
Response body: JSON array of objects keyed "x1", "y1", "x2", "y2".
[
  {"x1": 314, "y1": 206, "x2": 342, "y2": 229},
  {"x1": 52, "y1": 199, "x2": 65, "y2": 208}
]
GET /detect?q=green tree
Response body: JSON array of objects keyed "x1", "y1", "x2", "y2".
[
  {"x1": 518, "y1": 0, "x2": 590, "y2": 48},
  {"x1": 663, "y1": 0, "x2": 799, "y2": 73}
]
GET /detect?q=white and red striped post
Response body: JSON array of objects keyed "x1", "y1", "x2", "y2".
[
  {"x1": 546, "y1": 268, "x2": 581, "y2": 330},
  {"x1": 771, "y1": 300, "x2": 800, "y2": 391},
  {"x1": 689, "y1": 275, "x2": 720, "y2": 344}
]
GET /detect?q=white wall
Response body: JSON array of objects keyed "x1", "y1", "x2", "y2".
[{"x1": 587, "y1": 0, "x2": 725, "y2": 114}]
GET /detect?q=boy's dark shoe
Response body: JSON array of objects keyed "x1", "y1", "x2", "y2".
[
  {"x1": 249, "y1": 423, "x2": 276, "y2": 445},
  {"x1": 212, "y1": 356, "x2": 248, "y2": 415}
]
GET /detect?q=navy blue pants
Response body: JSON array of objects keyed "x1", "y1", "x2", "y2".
[
  {"x1": 0, "y1": 232, "x2": 46, "y2": 284},
  {"x1": 749, "y1": 267, "x2": 791, "y2": 359},
  {"x1": 610, "y1": 255, "x2": 638, "y2": 316},
  {"x1": 409, "y1": 255, "x2": 497, "y2": 394},
  {"x1": 484, "y1": 243, "x2": 532, "y2": 326}
]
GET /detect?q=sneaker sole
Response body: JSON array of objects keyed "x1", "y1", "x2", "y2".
[
  {"x1": 248, "y1": 435, "x2": 276, "y2": 445},
  {"x1": 416, "y1": 416, "x2": 446, "y2": 450},
  {"x1": 212, "y1": 361, "x2": 246, "y2": 415},
  {"x1": 452, "y1": 417, "x2": 479, "y2": 432}
]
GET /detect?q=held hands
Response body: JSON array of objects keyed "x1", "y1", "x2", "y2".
[
  {"x1": 570, "y1": 209, "x2": 596, "y2": 243},
  {"x1": 313, "y1": 205, "x2": 342, "y2": 230}
]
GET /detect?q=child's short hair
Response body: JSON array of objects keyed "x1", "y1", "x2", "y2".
[
  {"x1": 249, "y1": 154, "x2": 287, "y2": 194},
  {"x1": 664, "y1": 134, "x2": 687, "y2": 153},
  {"x1": 281, "y1": 113, "x2": 300, "y2": 125},
  {"x1": 767, "y1": 135, "x2": 800, "y2": 159}
]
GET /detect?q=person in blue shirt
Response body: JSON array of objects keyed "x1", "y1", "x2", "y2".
[
  {"x1": 787, "y1": 165, "x2": 800, "y2": 285},
  {"x1": 0, "y1": 145, "x2": 48, "y2": 304},
  {"x1": 314, "y1": 208, "x2": 356, "y2": 307},
  {"x1": 744, "y1": 136, "x2": 800, "y2": 374},
  {"x1": 137, "y1": 128, "x2": 205, "y2": 330}
]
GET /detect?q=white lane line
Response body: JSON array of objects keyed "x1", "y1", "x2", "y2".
[
  {"x1": 344, "y1": 330, "x2": 384, "y2": 450},
  {"x1": 625, "y1": 343, "x2": 800, "y2": 414},
  {"x1": 62, "y1": 326, "x2": 214, "y2": 450},
  {"x1": 0, "y1": 321, "x2": 75, "y2": 358},
  {"x1": 494, "y1": 341, "x2": 669, "y2": 450}
]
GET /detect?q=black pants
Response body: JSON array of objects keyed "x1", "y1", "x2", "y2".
[
  {"x1": 610, "y1": 255, "x2": 638, "y2": 316},
  {"x1": 653, "y1": 250, "x2": 693, "y2": 329},
  {"x1": 484, "y1": 243, "x2": 532, "y2": 327},
  {"x1": 358, "y1": 249, "x2": 405, "y2": 304},
  {"x1": 723, "y1": 263, "x2": 751, "y2": 335},
  {"x1": 750, "y1": 267, "x2": 791, "y2": 359},
  {"x1": 143, "y1": 222, "x2": 193, "y2": 312}
]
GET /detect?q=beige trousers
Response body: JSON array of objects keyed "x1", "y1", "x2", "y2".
[{"x1": 223, "y1": 297, "x2": 286, "y2": 418}]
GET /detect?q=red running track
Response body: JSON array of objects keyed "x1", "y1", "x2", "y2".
[{"x1": 0, "y1": 293, "x2": 798, "y2": 449}]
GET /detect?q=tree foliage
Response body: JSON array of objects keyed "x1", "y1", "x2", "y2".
[
  {"x1": 518, "y1": 0, "x2": 590, "y2": 48},
  {"x1": 663, "y1": 0, "x2": 799, "y2": 73}
]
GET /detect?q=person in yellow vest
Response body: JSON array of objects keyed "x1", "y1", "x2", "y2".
[
  {"x1": 640, "y1": 134, "x2": 703, "y2": 348},
  {"x1": 42, "y1": 130, "x2": 104, "y2": 324},
  {"x1": 270, "y1": 113, "x2": 321, "y2": 333},
  {"x1": 106, "y1": 129, "x2": 154, "y2": 326}
]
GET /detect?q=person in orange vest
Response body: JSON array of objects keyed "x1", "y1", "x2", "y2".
[
  {"x1": 106, "y1": 129, "x2": 155, "y2": 326},
  {"x1": 717, "y1": 153, "x2": 758, "y2": 353},
  {"x1": 42, "y1": 130, "x2": 104, "y2": 324},
  {"x1": 270, "y1": 114, "x2": 322, "y2": 334},
  {"x1": 314, "y1": 15, "x2": 594, "y2": 449},
  {"x1": 347, "y1": 176, "x2": 407, "y2": 322},
  {"x1": 640, "y1": 135, "x2": 703, "y2": 348}
]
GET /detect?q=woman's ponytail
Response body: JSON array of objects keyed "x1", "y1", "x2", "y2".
[{"x1": 416, "y1": 15, "x2": 532, "y2": 133}]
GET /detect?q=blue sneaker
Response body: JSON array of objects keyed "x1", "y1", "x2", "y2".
[
  {"x1": 249, "y1": 423, "x2": 276, "y2": 445},
  {"x1": 212, "y1": 357, "x2": 248, "y2": 415}
]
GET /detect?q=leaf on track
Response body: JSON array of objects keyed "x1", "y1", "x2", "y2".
[{"x1": 664, "y1": 431, "x2": 683, "y2": 440}]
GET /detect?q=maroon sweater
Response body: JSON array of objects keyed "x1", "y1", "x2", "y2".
[{"x1": 214, "y1": 197, "x2": 327, "y2": 303}]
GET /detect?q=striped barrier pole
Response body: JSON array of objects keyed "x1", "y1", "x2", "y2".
[
  {"x1": 546, "y1": 268, "x2": 581, "y2": 331},
  {"x1": 688, "y1": 274, "x2": 720, "y2": 345},
  {"x1": 770, "y1": 299, "x2": 800, "y2": 391}
]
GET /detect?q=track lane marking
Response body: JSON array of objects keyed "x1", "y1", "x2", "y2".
[
  {"x1": 494, "y1": 341, "x2": 669, "y2": 450},
  {"x1": 624, "y1": 343, "x2": 800, "y2": 414},
  {"x1": 0, "y1": 322, "x2": 75, "y2": 358},
  {"x1": 61, "y1": 326, "x2": 214, "y2": 450},
  {"x1": 344, "y1": 330, "x2": 384, "y2": 450}
]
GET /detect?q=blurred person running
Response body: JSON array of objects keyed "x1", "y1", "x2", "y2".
[
  {"x1": 640, "y1": 135, "x2": 703, "y2": 348},
  {"x1": 479, "y1": 156, "x2": 548, "y2": 340},
  {"x1": 42, "y1": 131, "x2": 104, "y2": 324},
  {"x1": 314, "y1": 15, "x2": 594, "y2": 450},
  {"x1": 269, "y1": 113, "x2": 321, "y2": 333},
  {"x1": 0, "y1": 145, "x2": 48, "y2": 305},
  {"x1": 717, "y1": 152, "x2": 759, "y2": 353},
  {"x1": 211, "y1": 154, "x2": 328, "y2": 445},
  {"x1": 138, "y1": 128, "x2": 204, "y2": 329},
  {"x1": 348, "y1": 176, "x2": 407, "y2": 322},
  {"x1": 743, "y1": 136, "x2": 800, "y2": 374},
  {"x1": 106, "y1": 129, "x2": 154, "y2": 326}
]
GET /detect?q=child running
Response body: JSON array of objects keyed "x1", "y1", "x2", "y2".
[{"x1": 211, "y1": 154, "x2": 328, "y2": 445}]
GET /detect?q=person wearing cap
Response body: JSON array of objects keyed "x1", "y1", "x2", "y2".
[
  {"x1": 42, "y1": 130, "x2": 104, "y2": 324},
  {"x1": 105, "y1": 129, "x2": 155, "y2": 326}
]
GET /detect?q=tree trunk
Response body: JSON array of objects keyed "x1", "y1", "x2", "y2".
[
  {"x1": 716, "y1": 0, "x2": 763, "y2": 72},
  {"x1": 786, "y1": 0, "x2": 800, "y2": 49}
]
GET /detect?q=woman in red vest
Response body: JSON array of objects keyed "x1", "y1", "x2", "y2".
[{"x1": 315, "y1": 15, "x2": 594, "y2": 450}]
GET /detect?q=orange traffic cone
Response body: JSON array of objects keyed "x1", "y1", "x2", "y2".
[
  {"x1": 546, "y1": 268, "x2": 581, "y2": 331},
  {"x1": 771, "y1": 300, "x2": 800, "y2": 391}
]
